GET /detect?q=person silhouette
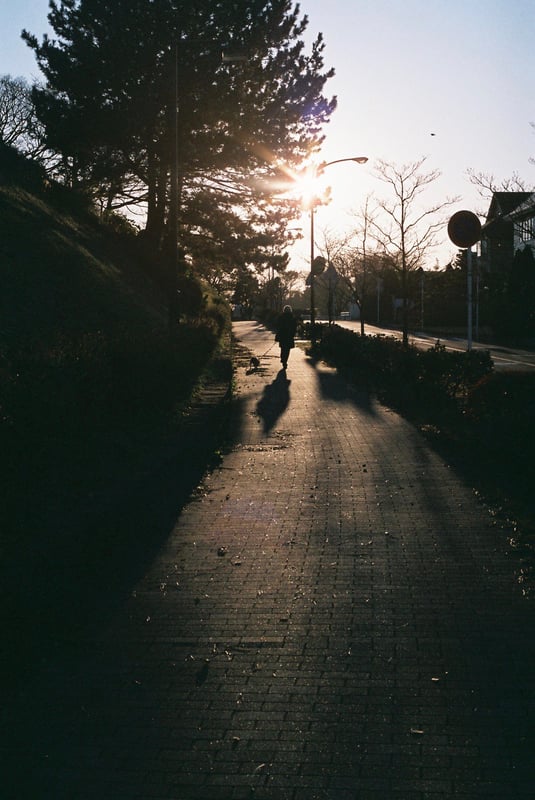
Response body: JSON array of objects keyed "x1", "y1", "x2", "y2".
[{"x1": 275, "y1": 305, "x2": 297, "y2": 370}]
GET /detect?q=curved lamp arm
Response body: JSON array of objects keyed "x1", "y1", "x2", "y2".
[{"x1": 318, "y1": 156, "x2": 368, "y2": 174}]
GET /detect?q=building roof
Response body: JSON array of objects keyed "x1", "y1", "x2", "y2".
[{"x1": 485, "y1": 192, "x2": 532, "y2": 223}]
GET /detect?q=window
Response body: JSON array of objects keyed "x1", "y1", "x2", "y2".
[{"x1": 516, "y1": 216, "x2": 535, "y2": 242}]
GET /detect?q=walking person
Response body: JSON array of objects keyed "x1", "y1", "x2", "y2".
[{"x1": 275, "y1": 305, "x2": 297, "y2": 370}]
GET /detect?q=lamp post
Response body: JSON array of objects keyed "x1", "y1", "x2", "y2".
[{"x1": 309, "y1": 156, "x2": 368, "y2": 341}]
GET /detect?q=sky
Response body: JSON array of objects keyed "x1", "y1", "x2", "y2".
[{"x1": 2, "y1": 0, "x2": 535, "y2": 272}]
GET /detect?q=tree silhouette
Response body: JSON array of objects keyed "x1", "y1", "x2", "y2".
[
  {"x1": 370, "y1": 157, "x2": 458, "y2": 346},
  {"x1": 22, "y1": 0, "x2": 336, "y2": 284}
]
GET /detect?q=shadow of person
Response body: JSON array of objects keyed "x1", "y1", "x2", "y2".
[{"x1": 256, "y1": 370, "x2": 290, "y2": 433}]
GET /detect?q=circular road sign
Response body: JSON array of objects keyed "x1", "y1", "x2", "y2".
[
  {"x1": 447, "y1": 210, "x2": 481, "y2": 249},
  {"x1": 312, "y1": 255, "x2": 327, "y2": 275}
]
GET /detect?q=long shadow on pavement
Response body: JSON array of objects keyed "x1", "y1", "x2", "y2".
[
  {"x1": 306, "y1": 353, "x2": 378, "y2": 417},
  {"x1": 255, "y1": 369, "x2": 291, "y2": 433},
  {"x1": 3, "y1": 388, "x2": 236, "y2": 686}
]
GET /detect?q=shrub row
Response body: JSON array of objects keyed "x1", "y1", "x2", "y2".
[{"x1": 316, "y1": 324, "x2": 494, "y2": 425}]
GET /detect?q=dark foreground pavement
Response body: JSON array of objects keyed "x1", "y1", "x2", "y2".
[{"x1": 2, "y1": 321, "x2": 534, "y2": 800}]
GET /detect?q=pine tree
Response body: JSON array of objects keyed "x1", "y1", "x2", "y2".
[{"x1": 23, "y1": 0, "x2": 336, "y2": 276}]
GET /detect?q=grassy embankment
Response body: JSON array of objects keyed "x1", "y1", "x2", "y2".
[{"x1": 0, "y1": 145, "x2": 231, "y2": 671}]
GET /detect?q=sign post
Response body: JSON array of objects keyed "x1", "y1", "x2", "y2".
[
  {"x1": 466, "y1": 248, "x2": 473, "y2": 350},
  {"x1": 447, "y1": 211, "x2": 482, "y2": 351}
]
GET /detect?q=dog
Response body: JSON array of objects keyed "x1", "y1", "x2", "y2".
[{"x1": 249, "y1": 356, "x2": 260, "y2": 371}]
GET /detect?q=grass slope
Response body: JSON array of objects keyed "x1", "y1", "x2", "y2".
[
  {"x1": 0, "y1": 146, "x2": 231, "y2": 677},
  {"x1": 1, "y1": 160, "x2": 165, "y2": 345}
]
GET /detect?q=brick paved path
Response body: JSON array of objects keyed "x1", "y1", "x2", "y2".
[{"x1": 3, "y1": 321, "x2": 534, "y2": 799}]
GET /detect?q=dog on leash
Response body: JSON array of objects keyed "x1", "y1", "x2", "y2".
[{"x1": 249, "y1": 356, "x2": 260, "y2": 371}]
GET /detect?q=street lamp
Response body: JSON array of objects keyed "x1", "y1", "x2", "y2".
[{"x1": 308, "y1": 156, "x2": 368, "y2": 340}]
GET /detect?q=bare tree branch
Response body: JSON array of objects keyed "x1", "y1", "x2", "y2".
[
  {"x1": 466, "y1": 167, "x2": 533, "y2": 199},
  {"x1": 370, "y1": 157, "x2": 459, "y2": 345}
]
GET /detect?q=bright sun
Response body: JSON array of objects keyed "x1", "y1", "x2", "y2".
[{"x1": 280, "y1": 162, "x2": 333, "y2": 211}]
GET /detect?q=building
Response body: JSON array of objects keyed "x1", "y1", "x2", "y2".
[{"x1": 480, "y1": 191, "x2": 535, "y2": 273}]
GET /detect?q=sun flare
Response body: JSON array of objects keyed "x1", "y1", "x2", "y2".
[
  {"x1": 279, "y1": 162, "x2": 333, "y2": 211},
  {"x1": 293, "y1": 165, "x2": 320, "y2": 209}
]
